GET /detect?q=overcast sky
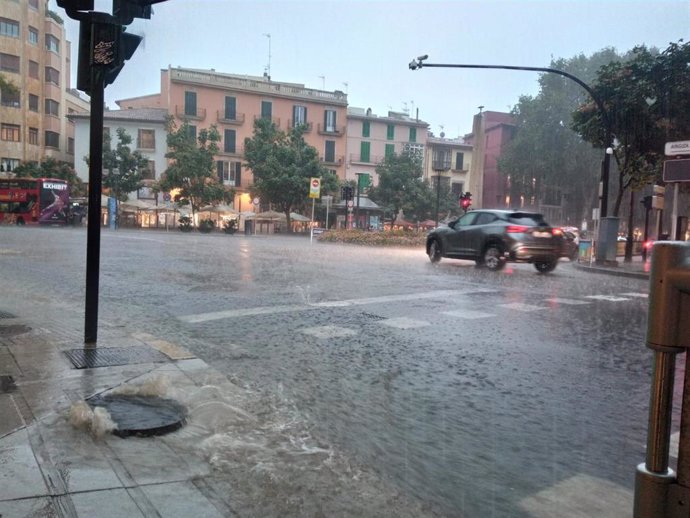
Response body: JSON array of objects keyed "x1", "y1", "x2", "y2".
[{"x1": 53, "y1": 0, "x2": 689, "y2": 138}]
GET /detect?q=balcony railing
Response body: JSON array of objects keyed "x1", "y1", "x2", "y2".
[
  {"x1": 287, "y1": 120, "x2": 313, "y2": 132},
  {"x1": 321, "y1": 155, "x2": 344, "y2": 165},
  {"x1": 175, "y1": 105, "x2": 207, "y2": 121},
  {"x1": 317, "y1": 124, "x2": 345, "y2": 136},
  {"x1": 216, "y1": 111, "x2": 245, "y2": 125},
  {"x1": 349, "y1": 153, "x2": 384, "y2": 164},
  {"x1": 432, "y1": 159, "x2": 452, "y2": 171},
  {"x1": 218, "y1": 145, "x2": 244, "y2": 156}
]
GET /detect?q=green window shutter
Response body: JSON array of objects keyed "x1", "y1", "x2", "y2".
[
  {"x1": 387, "y1": 124, "x2": 394, "y2": 140},
  {"x1": 187, "y1": 125, "x2": 197, "y2": 140},
  {"x1": 409, "y1": 127, "x2": 416, "y2": 143},
  {"x1": 362, "y1": 121, "x2": 370, "y2": 137},
  {"x1": 261, "y1": 101, "x2": 272, "y2": 119},
  {"x1": 360, "y1": 141, "x2": 370, "y2": 162},
  {"x1": 224, "y1": 129, "x2": 236, "y2": 153},
  {"x1": 184, "y1": 91, "x2": 196, "y2": 116},
  {"x1": 455, "y1": 152, "x2": 464, "y2": 170},
  {"x1": 385, "y1": 143, "x2": 394, "y2": 158},
  {"x1": 225, "y1": 97, "x2": 236, "y2": 120},
  {"x1": 325, "y1": 140, "x2": 335, "y2": 163}
]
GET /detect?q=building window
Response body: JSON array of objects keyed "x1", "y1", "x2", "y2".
[
  {"x1": 141, "y1": 160, "x2": 155, "y2": 180},
  {"x1": 360, "y1": 141, "x2": 370, "y2": 162},
  {"x1": 45, "y1": 34, "x2": 59, "y2": 54},
  {"x1": 293, "y1": 105, "x2": 307, "y2": 127},
  {"x1": 455, "y1": 152, "x2": 464, "y2": 170},
  {"x1": 362, "y1": 121, "x2": 370, "y2": 137},
  {"x1": 324, "y1": 110, "x2": 336, "y2": 132},
  {"x1": 45, "y1": 67, "x2": 59, "y2": 86},
  {"x1": 1, "y1": 89, "x2": 19, "y2": 107},
  {"x1": 186, "y1": 125, "x2": 196, "y2": 140},
  {"x1": 409, "y1": 127, "x2": 417, "y2": 143},
  {"x1": 223, "y1": 129, "x2": 236, "y2": 153},
  {"x1": 28, "y1": 26, "x2": 38, "y2": 45},
  {"x1": 1, "y1": 124, "x2": 20, "y2": 142},
  {"x1": 44, "y1": 98, "x2": 59, "y2": 117},
  {"x1": 45, "y1": 131, "x2": 59, "y2": 148},
  {"x1": 67, "y1": 137, "x2": 74, "y2": 154},
  {"x1": 224, "y1": 96, "x2": 236, "y2": 120},
  {"x1": 137, "y1": 129, "x2": 155, "y2": 149},
  {"x1": 29, "y1": 60, "x2": 38, "y2": 79},
  {"x1": 452, "y1": 183, "x2": 464, "y2": 198},
  {"x1": 217, "y1": 160, "x2": 241, "y2": 186},
  {"x1": 28, "y1": 0, "x2": 39, "y2": 9},
  {"x1": 0, "y1": 18, "x2": 20, "y2": 38},
  {"x1": 261, "y1": 100, "x2": 272, "y2": 119},
  {"x1": 324, "y1": 140, "x2": 335, "y2": 163},
  {"x1": 386, "y1": 124, "x2": 395, "y2": 140},
  {"x1": 29, "y1": 128, "x2": 38, "y2": 145},
  {"x1": 184, "y1": 91, "x2": 196, "y2": 117},
  {"x1": 403, "y1": 143, "x2": 424, "y2": 160},
  {"x1": 385, "y1": 143, "x2": 395, "y2": 158},
  {"x1": 0, "y1": 53, "x2": 20, "y2": 73},
  {"x1": 1, "y1": 158, "x2": 20, "y2": 172}
]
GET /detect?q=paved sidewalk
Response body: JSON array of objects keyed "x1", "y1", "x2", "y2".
[{"x1": 572, "y1": 254, "x2": 651, "y2": 280}]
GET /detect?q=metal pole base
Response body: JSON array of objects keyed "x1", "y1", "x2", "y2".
[{"x1": 634, "y1": 463, "x2": 675, "y2": 518}]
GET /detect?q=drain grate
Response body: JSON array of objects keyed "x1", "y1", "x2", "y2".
[
  {"x1": 63, "y1": 346, "x2": 170, "y2": 369},
  {"x1": 0, "y1": 375, "x2": 17, "y2": 393},
  {"x1": 360, "y1": 312, "x2": 386, "y2": 321},
  {"x1": 0, "y1": 324, "x2": 31, "y2": 337},
  {"x1": 0, "y1": 311, "x2": 16, "y2": 319}
]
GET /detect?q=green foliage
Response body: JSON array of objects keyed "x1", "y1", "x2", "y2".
[
  {"x1": 198, "y1": 218, "x2": 215, "y2": 233},
  {"x1": 499, "y1": 48, "x2": 622, "y2": 224},
  {"x1": 572, "y1": 41, "x2": 690, "y2": 214},
  {"x1": 368, "y1": 151, "x2": 430, "y2": 224},
  {"x1": 96, "y1": 127, "x2": 148, "y2": 202},
  {"x1": 0, "y1": 74, "x2": 19, "y2": 96},
  {"x1": 178, "y1": 216, "x2": 193, "y2": 232},
  {"x1": 158, "y1": 118, "x2": 228, "y2": 223},
  {"x1": 244, "y1": 118, "x2": 330, "y2": 231},
  {"x1": 317, "y1": 229, "x2": 426, "y2": 247},
  {"x1": 13, "y1": 157, "x2": 85, "y2": 197}
]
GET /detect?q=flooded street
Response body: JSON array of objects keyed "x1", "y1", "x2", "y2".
[{"x1": 1, "y1": 227, "x2": 654, "y2": 517}]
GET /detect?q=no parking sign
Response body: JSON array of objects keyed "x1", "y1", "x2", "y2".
[{"x1": 309, "y1": 178, "x2": 321, "y2": 199}]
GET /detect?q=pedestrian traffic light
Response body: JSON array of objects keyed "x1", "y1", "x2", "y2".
[
  {"x1": 641, "y1": 195, "x2": 652, "y2": 211},
  {"x1": 56, "y1": 0, "x2": 94, "y2": 11}
]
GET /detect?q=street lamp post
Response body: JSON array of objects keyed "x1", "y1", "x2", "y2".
[
  {"x1": 409, "y1": 55, "x2": 617, "y2": 262},
  {"x1": 435, "y1": 173, "x2": 441, "y2": 227}
]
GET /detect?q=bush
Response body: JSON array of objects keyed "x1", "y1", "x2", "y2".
[
  {"x1": 198, "y1": 218, "x2": 215, "y2": 233},
  {"x1": 178, "y1": 216, "x2": 193, "y2": 232},
  {"x1": 317, "y1": 229, "x2": 426, "y2": 247},
  {"x1": 223, "y1": 219, "x2": 237, "y2": 234}
]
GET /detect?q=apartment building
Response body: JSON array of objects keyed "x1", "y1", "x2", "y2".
[
  {"x1": 423, "y1": 135, "x2": 473, "y2": 199},
  {"x1": 0, "y1": 0, "x2": 89, "y2": 174},
  {"x1": 116, "y1": 66, "x2": 348, "y2": 211},
  {"x1": 346, "y1": 107, "x2": 428, "y2": 186}
]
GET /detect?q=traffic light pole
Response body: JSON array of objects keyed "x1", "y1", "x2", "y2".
[{"x1": 84, "y1": 65, "x2": 105, "y2": 344}]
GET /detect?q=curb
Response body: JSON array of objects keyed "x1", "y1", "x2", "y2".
[{"x1": 572, "y1": 261, "x2": 650, "y2": 280}]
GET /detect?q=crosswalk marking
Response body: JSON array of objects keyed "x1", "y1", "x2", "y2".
[
  {"x1": 380, "y1": 317, "x2": 430, "y2": 329},
  {"x1": 301, "y1": 325, "x2": 357, "y2": 339},
  {"x1": 442, "y1": 309, "x2": 494, "y2": 319},
  {"x1": 546, "y1": 298, "x2": 592, "y2": 305},
  {"x1": 499, "y1": 302, "x2": 543, "y2": 312},
  {"x1": 585, "y1": 295, "x2": 631, "y2": 302},
  {"x1": 620, "y1": 292, "x2": 648, "y2": 298}
]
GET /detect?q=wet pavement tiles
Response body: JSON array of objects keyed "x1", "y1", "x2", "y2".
[
  {"x1": 301, "y1": 325, "x2": 358, "y2": 339},
  {"x1": 380, "y1": 317, "x2": 431, "y2": 329},
  {"x1": 0, "y1": 429, "x2": 49, "y2": 501}
]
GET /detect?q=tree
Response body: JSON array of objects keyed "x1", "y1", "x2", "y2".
[
  {"x1": 571, "y1": 41, "x2": 690, "y2": 216},
  {"x1": 0, "y1": 74, "x2": 18, "y2": 96},
  {"x1": 244, "y1": 118, "x2": 333, "y2": 231},
  {"x1": 368, "y1": 151, "x2": 428, "y2": 226},
  {"x1": 158, "y1": 118, "x2": 227, "y2": 225},
  {"x1": 13, "y1": 157, "x2": 85, "y2": 197},
  {"x1": 498, "y1": 48, "x2": 622, "y2": 225}
]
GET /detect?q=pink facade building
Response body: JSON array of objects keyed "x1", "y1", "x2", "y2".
[{"x1": 117, "y1": 67, "x2": 348, "y2": 211}]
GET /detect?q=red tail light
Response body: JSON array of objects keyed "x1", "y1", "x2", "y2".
[
  {"x1": 552, "y1": 228, "x2": 563, "y2": 236},
  {"x1": 506, "y1": 225, "x2": 530, "y2": 233},
  {"x1": 643, "y1": 240, "x2": 654, "y2": 250}
]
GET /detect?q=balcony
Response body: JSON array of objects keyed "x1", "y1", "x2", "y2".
[
  {"x1": 321, "y1": 155, "x2": 344, "y2": 165},
  {"x1": 216, "y1": 111, "x2": 245, "y2": 125},
  {"x1": 317, "y1": 124, "x2": 345, "y2": 136},
  {"x1": 432, "y1": 159, "x2": 451, "y2": 171},
  {"x1": 287, "y1": 120, "x2": 313, "y2": 133},
  {"x1": 218, "y1": 145, "x2": 244, "y2": 157},
  {"x1": 349, "y1": 153, "x2": 384, "y2": 165},
  {"x1": 175, "y1": 105, "x2": 206, "y2": 121}
]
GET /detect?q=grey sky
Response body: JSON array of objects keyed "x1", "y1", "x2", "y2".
[{"x1": 54, "y1": 0, "x2": 689, "y2": 137}]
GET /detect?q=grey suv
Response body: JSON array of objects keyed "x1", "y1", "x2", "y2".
[{"x1": 426, "y1": 209, "x2": 561, "y2": 273}]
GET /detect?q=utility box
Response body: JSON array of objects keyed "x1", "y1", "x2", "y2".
[{"x1": 244, "y1": 220, "x2": 253, "y2": 235}]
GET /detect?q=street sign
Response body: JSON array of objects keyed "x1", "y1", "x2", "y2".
[
  {"x1": 163, "y1": 192, "x2": 171, "y2": 202},
  {"x1": 252, "y1": 197, "x2": 260, "y2": 206},
  {"x1": 663, "y1": 159, "x2": 690, "y2": 182},
  {"x1": 665, "y1": 141, "x2": 690, "y2": 156},
  {"x1": 309, "y1": 178, "x2": 321, "y2": 199}
]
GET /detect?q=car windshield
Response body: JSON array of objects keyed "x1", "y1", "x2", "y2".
[{"x1": 3, "y1": 2, "x2": 688, "y2": 517}]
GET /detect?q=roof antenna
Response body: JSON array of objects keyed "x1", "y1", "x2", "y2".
[{"x1": 263, "y1": 33, "x2": 271, "y2": 80}]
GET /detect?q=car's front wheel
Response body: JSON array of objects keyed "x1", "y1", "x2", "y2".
[
  {"x1": 428, "y1": 239, "x2": 442, "y2": 264},
  {"x1": 483, "y1": 245, "x2": 506, "y2": 271},
  {"x1": 534, "y1": 259, "x2": 558, "y2": 273}
]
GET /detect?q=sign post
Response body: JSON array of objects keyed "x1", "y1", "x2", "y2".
[{"x1": 309, "y1": 178, "x2": 321, "y2": 243}]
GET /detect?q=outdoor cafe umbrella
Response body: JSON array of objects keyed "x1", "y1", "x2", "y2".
[
  {"x1": 199, "y1": 204, "x2": 238, "y2": 215},
  {"x1": 289, "y1": 212, "x2": 310, "y2": 222},
  {"x1": 255, "y1": 210, "x2": 285, "y2": 220},
  {"x1": 120, "y1": 199, "x2": 156, "y2": 211}
]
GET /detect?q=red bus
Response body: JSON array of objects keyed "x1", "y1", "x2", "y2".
[{"x1": 0, "y1": 177, "x2": 70, "y2": 225}]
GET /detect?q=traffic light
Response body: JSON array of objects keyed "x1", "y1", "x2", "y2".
[
  {"x1": 341, "y1": 186, "x2": 354, "y2": 201},
  {"x1": 56, "y1": 0, "x2": 94, "y2": 10},
  {"x1": 77, "y1": 18, "x2": 142, "y2": 94},
  {"x1": 641, "y1": 195, "x2": 652, "y2": 211}
]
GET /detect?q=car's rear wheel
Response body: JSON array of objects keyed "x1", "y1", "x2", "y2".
[
  {"x1": 483, "y1": 245, "x2": 505, "y2": 271},
  {"x1": 534, "y1": 259, "x2": 557, "y2": 273},
  {"x1": 428, "y1": 239, "x2": 442, "y2": 263}
]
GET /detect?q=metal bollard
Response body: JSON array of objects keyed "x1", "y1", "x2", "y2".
[{"x1": 635, "y1": 242, "x2": 690, "y2": 518}]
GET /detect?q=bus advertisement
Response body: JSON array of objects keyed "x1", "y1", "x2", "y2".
[{"x1": 0, "y1": 178, "x2": 71, "y2": 225}]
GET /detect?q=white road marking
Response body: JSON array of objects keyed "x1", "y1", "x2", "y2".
[
  {"x1": 546, "y1": 298, "x2": 592, "y2": 305},
  {"x1": 620, "y1": 292, "x2": 648, "y2": 298},
  {"x1": 442, "y1": 309, "x2": 494, "y2": 319},
  {"x1": 301, "y1": 325, "x2": 357, "y2": 339},
  {"x1": 380, "y1": 317, "x2": 431, "y2": 329},
  {"x1": 104, "y1": 234, "x2": 167, "y2": 244},
  {"x1": 585, "y1": 295, "x2": 631, "y2": 302},
  {"x1": 179, "y1": 289, "x2": 496, "y2": 323},
  {"x1": 499, "y1": 302, "x2": 543, "y2": 312}
]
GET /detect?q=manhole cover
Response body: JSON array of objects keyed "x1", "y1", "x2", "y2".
[
  {"x1": 0, "y1": 311, "x2": 16, "y2": 319},
  {"x1": 0, "y1": 324, "x2": 31, "y2": 337},
  {"x1": 87, "y1": 394, "x2": 186, "y2": 437},
  {"x1": 0, "y1": 375, "x2": 17, "y2": 393},
  {"x1": 63, "y1": 346, "x2": 170, "y2": 369}
]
